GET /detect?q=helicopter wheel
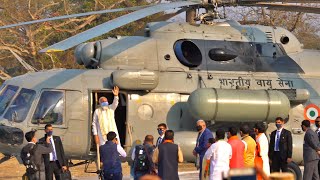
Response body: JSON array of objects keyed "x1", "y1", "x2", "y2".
[{"x1": 287, "y1": 162, "x2": 302, "y2": 180}]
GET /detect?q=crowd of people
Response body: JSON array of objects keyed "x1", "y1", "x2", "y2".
[{"x1": 20, "y1": 86, "x2": 320, "y2": 180}]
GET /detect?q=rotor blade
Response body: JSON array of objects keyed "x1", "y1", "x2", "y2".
[
  {"x1": 239, "y1": 0, "x2": 320, "y2": 3},
  {"x1": 252, "y1": 3, "x2": 320, "y2": 14},
  {"x1": 9, "y1": 49, "x2": 37, "y2": 72},
  {"x1": 40, "y1": 1, "x2": 199, "y2": 53},
  {"x1": 0, "y1": 5, "x2": 151, "y2": 30}
]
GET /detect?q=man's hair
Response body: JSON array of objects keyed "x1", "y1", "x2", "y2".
[
  {"x1": 197, "y1": 119, "x2": 206, "y2": 124},
  {"x1": 254, "y1": 122, "x2": 266, "y2": 133},
  {"x1": 216, "y1": 129, "x2": 225, "y2": 140},
  {"x1": 164, "y1": 130, "x2": 174, "y2": 140},
  {"x1": 208, "y1": 138, "x2": 215, "y2": 144},
  {"x1": 228, "y1": 127, "x2": 238, "y2": 136},
  {"x1": 275, "y1": 117, "x2": 284, "y2": 122},
  {"x1": 25, "y1": 130, "x2": 36, "y2": 142},
  {"x1": 158, "y1": 123, "x2": 167, "y2": 129},
  {"x1": 302, "y1": 120, "x2": 310, "y2": 127},
  {"x1": 139, "y1": 175, "x2": 161, "y2": 180},
  {"x1": 107, "y1": 131, "x2": 117, "y2": 141},
  {"x1": 240, "y1": 124, "x2": 250, "y2": 134},
  {"x1": 45, "y1": 124, "x2": 52, "y2": 130},
  {"x1": 99, "y1": 96, "x2": 108, "y2": 103},
  {"x1": 144, "y1": 135, "x2": 154, "y2": 143}
]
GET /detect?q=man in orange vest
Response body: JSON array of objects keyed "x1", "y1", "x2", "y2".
[
  {"x1": 240, "y1": 124, "x2": 256, "y2": 167},
  {"x1": 227, "y1": 127, "x2": 245, "y2": 168}
]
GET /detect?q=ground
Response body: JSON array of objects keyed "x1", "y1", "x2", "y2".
[{"x1": 0, "y1": 153, "x2": 197, "y2": 180}]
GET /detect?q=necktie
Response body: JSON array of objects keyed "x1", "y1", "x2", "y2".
[
  {"x1": 51, "y1": 138, "x2": 57, "y2": 161},
  {"x1": 157, "y1": 137, "x2": 162, "y2": 146},
  {"x1": 196, "y1": 132, "x2": 201, "y2": 147},
  {"x1": 275, "y1": 131, "x2": 280, "y2": 151}
]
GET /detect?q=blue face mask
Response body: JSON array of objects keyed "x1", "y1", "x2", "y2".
[
  {"x1": 101, "y1": 102, "x2": 109, "y2": 107},
  {"x1": 276, "y1": 124, "x2": 282, "y2": 129},
  {"x1": 158, "y1": 129, "x2": 163, "y2": 136},
  {"x1": 46, "y1": 131, "x2": 53, "y2": 136}
]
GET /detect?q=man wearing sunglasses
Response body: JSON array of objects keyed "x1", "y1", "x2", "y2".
[{"x1": 156, "y1": 123, "x2": 167, "y2": 147}]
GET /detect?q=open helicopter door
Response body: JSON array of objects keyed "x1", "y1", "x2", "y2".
[{"x1": 89, "y1": 90, "x2": 127, "y2": 153}]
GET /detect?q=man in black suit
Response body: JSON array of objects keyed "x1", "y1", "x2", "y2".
[
  {"x1": 39, "y1": 124, "x2": 67, "y2": 180},
  {"x1": 268, "y1": 117, "x2": 293, "y2": 172}
]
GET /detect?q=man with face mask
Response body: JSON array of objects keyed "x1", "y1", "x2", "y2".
[
  {"x1": 156, "y1": 123, "x2": 167, "y2": 147},
  {"x1": 39, "y1": 124, "x2": 67, "y2": 180},
  {"x1": 268, "y1": 117, "x2": 292, "y2": 173},
  {"x1": 193, "y1": 120, "x2": 213, "y2": 179},
  {"x1": 92, "y1": 86, "x2": 120, "y2": 146}
]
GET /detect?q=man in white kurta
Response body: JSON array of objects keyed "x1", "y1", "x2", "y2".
[
  {"x1": 204, "y1": 129, "x2": 232, "y2": 180},
  {"x1": 92, "y1": 86, "x2": 120, "y2": 146},
  {"x1": 256, "y1": 132, "x2": 270, "y2": 176}
]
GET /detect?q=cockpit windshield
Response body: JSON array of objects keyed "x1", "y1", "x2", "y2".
[
  {"x1": 0, "y1": 85, "x2": 19, "y2": 116},
  {"x1": 4, "y1": 88, "x2": 36, "y2": 122}
]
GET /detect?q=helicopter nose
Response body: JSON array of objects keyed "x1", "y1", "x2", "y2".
[{"x1": 0, "y1": 125, "x2": 24, "y2": 146}]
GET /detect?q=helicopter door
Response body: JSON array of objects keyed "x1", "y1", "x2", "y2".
[{"x1": 90, "y1": 91, "x2": 127, "y2": 152}]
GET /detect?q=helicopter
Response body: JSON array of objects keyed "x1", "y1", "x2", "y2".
[{"x1": 0, "y1": 0, "x2": 320, "y2": 179}]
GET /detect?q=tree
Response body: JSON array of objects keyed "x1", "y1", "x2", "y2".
[
  {"x1": 0, "y1": 0, "x2": 157, "y2": 76},
  {"x1": 225, "y1": 5, "x2": 320, "y2": 49}
]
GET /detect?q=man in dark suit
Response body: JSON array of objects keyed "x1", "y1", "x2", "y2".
[
  {"x1": 193, "y1": 120, "x2": 213, "y2": 179},
  {"x1": 269, "y1": 117, "x2": 293, "y2": 172},
  {"x1": 156, "y1": 123, "x2": 167, "y2": 147},
  {"x1": 39, "y1": 124, "x2": 67, "y2": 180},
  {"x1": 301, "y1": 120, "x2": 320, "y2": 180}
]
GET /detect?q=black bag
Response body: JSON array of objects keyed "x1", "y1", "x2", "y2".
[
  {"x1": 58, "y1": 170, "x2": 72, "y2": 180},
  {"x1": 21, "y1": 144, "x2": 38, "y2": 175},
  {"x1": 134, "y1": 145, "x2": 150, "y2": 172}
]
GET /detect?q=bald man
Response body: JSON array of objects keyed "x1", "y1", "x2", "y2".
[
  {"x1": 92, "y1": 86, "x2": 120, "y2": 146},
  {"x1": 193, "y1": 120, "x2": 213, "y2": 179}
]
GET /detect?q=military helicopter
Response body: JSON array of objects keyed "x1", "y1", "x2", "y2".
[{"x1": 0, "y1": 0, "x2": 320, "y2": 178}]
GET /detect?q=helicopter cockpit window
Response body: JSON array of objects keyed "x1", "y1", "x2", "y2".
[
  {"x1": 174, "y1": 40, "x2": 202, "y2": 67},
  {"x1": 4, "y1": 88, "x2": 36, "y2": 123},
  {"x1": 32, "y1": 91, "x2": 64, "y2": 125},
  {"x1": 0, "y1": 85, "x2": 19, "y2": 116}
]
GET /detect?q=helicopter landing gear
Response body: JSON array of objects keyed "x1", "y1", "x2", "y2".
[{"x1": 287, "y1": 162, "x2": 302, "y2": 180}]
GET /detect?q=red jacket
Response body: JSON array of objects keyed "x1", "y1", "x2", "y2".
[{"x1": 228, "y1": 136, "x2": 245, "y2": 168}]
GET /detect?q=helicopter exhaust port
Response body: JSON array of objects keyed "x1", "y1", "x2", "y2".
[
  {"x1": 110, "y1": 70, "x2": 159, "y2": 90},
  {"x1": 74, "y1": 42, "x2": 101, "y2": 69},
  {"x1": 187, "y1": 88, "x2": 290, "y2": 122}
]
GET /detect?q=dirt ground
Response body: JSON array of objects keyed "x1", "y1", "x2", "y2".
[{"x1": 0, "y1": 153, "x2": 196, "y2": 180}]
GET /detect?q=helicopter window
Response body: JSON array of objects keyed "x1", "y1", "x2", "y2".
[
  {"x1": 4, "y1": 88, "x2": 36, "y2": 123},
  {"x1": 0, "y1": 85, "x2": 19, "y2": 116},
  {"x1": 174, "y1": 40, "x2": 202, "y2": 67},
  {"x1": 32, "y1": 91, "x2": 64, "y2": 125}
]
